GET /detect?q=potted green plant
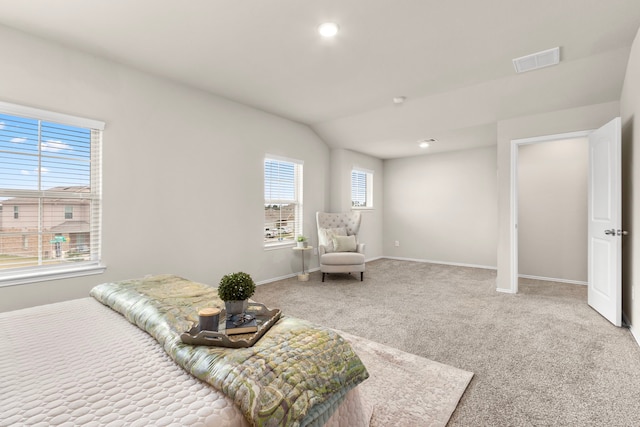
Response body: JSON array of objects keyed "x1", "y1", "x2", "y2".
[
  {"x1": 217, "y1": 272, "x2": 256, "y2": 315},
  {"x1": 296, "y1": 235, "x2": 308, "y2": 248}
]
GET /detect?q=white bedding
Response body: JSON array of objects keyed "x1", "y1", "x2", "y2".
[{"x1": 0, "y1": 298, "x2": 371, "y2": 427}]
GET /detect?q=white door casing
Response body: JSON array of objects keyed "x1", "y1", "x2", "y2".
[{"x1": 588, "y1": 117, "x2": 622, "y2": 327}]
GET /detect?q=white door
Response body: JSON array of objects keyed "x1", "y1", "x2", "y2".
[{"x1": 588, "y1": 117, "x2": 622, "y2": 326}]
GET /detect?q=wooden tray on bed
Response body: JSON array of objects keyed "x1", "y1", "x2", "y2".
[{"x1": 180, "y1": 302, "x2": 281, "y2": 348}]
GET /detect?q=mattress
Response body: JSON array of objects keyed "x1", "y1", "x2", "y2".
[{"x1": 0, "y1": 298, "x2": 371, "y2": 426}]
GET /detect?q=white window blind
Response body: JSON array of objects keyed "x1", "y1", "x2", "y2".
[
  {"x1": 264, "y1": 156, "x2": 303, "y2": 246},
  {"x1": 351, "y1": 168, "x2": 373, "y2": 208},
  {"x1": 0, "y1": 102, "x2": 104, "y2": 284}
]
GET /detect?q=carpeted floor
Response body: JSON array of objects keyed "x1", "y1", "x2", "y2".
[{"x1": 253, "y1": 258, "x2": 640, "y2": 426}]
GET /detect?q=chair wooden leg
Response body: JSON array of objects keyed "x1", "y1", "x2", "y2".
[
  {"x1": 360, "y1": 272, "x2": 363, "y2": 281},
  {"x1": 322, "y1": 273, "x2": 325, "y2": 282}
]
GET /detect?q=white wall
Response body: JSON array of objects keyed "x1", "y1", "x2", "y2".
[
  {"x1": 383, "y1": 146, "x2": 498, "y2": 268},
  {"x1": 496, "y1": 101, "x2": 620, "y2": 292},
  {"x1": 329, "y1": 149, "x2": 383, "y2": 260},
  {"x1": 518, "y1": 138, "x2": 588, "y2": 283},
  {"x1": 620, "y1": 27, "x2": 640, "y2": 333},
  {"x1": 0, "y1": 25, "x2": 331, "y2": 312}
]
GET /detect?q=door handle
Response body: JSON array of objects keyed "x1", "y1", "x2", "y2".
[
  {"x1": 604, "y1": 229, "x2": 616, "y2": 236},
  {"x1": 617, "y1": 230, "x2": 629, "y2": 236}
]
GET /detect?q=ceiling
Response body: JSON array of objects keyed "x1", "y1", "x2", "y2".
[{"x1": 0, "y1": 0, "x2": 639, "y2": 159}]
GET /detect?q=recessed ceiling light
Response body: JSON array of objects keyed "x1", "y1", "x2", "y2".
[
  {"x1": 318, "y1": 22, "x2": 339, "y2": 38},
  {"x1": 418, "y1": 138, "x2": 438, "y2": 148},
  {"x1": 393, "y1": 96, "x2": 406, "y2": 105}
]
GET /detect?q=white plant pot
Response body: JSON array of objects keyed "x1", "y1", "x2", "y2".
[
  {"x1": 297, "y1": 241, "x2": 307, "y2": 248},
  {"x1": 225, "y1": 300, "x2": 247, "y2": 315}
]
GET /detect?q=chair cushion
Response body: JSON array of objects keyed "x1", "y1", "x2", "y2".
[
  {"x1": 318, "y1": 227, "x2": 347, "y2": 253},
  {"x1": 321, "y1": 252, "x2": 365, "y2": 265},
  {"x1": 333, "y1": 235, "x2": 357, "y2": 252}
]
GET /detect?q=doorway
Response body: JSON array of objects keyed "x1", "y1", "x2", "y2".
[
  {"x1": 517, "y1": 137, "x2": 589, "y2": 288},
  {"x1": 509, "y1": 119, "x2": 623, "y2": 326},
  {"x1": 509, "y1": 130, "x2": 591, "y2": 293}
]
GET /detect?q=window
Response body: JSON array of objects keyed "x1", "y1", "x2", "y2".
[
  {"x1": 264, "y1": 156, "x2": 303, "y2": 247},
  {"x1": 0, "y1": 101, "x2": 105, "y2": 285},
  {"x1": 351, "y1": 168, "x2": 374, "y2": 209}
]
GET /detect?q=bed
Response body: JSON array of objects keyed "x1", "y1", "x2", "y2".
[{"x1": 0, "y1": 275, "x2": 372, "y2": 426}]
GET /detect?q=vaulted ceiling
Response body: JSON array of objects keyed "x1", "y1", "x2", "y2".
[{"x1": 0, "y1": 0, "x2": 639, "y2": 158}]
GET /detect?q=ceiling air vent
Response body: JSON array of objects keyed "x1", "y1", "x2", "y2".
[{"x1": 512, "y1": 47, "x2": 560, "y2": 73}]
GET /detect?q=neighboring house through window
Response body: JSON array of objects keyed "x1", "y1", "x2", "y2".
[
  {"x1": 264, "y1": 156, "x2": 303, "y2": 246},
  {"x1": 0, "y1": 101, "x2": 105, "y2": 285},
  {"x1": 351, "y1": 168, "x2": 374, "y2": 209}
]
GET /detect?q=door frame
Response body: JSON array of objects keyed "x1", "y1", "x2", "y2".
[{"x1": 509, "y1": 130, "x2": 592, "y2": 293}]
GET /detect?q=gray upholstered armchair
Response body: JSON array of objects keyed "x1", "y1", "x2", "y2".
[{"x1": 316, "y1": 212, "x2": 366, "y2": 282}]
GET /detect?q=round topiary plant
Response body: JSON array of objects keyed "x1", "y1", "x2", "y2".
[{"x1": 217, "y1": 272, "x2": 256, "y2": 302}]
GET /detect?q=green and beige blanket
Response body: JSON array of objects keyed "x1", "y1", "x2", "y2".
[{"x1": 90, "y1": 274, "x2": 369, "y2": 427}]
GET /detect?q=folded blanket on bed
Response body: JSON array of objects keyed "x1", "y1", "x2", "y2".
[{"x1": 90, "y1": 274, "x2": 369, "y2": 427}]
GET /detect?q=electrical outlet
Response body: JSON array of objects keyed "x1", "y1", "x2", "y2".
[{"x1": 394, "y1": 240, "x2": 400, "y2": 247}]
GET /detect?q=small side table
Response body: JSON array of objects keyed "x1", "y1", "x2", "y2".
[{"x1": 292, "y1": 246, "x2": 313, "y2": 281}]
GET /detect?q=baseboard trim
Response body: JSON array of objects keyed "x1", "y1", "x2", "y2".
[
  {"x1": 623, "y1": 312, "x2": 640, "y2": 347},
  {"x1": 258, "y1": 256, "x2": 486, "y2": 286},
  {"x1": 629, "y1": 325, "x2": 639, "y2": 347},
  {"x1": 496, "y1": 287, "x2": 516, "y2": 294},
  {"x1": 256, "y1": 273, "x2": 297, "y2": 285},
  {"x1": 256, "y1": 267, "x2": 321, "y2": 286},
  {"x1": 518, "y1": 274, "x2": 587, "y2": 286},
  {"x1": 382, "y1": 256, "x2": 497, "y2": 271}
]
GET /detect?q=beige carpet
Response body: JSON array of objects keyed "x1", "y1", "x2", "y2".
[
  {"x1": 339, "y1": 330, "x2": 473, "y2": 427},
  {"x1": 254, "y1": 259, "x2": 640, "y2": 426}
]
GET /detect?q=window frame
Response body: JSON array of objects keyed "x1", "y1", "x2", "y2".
[
  {"x1": 351, "y1": 167, "x2": 374, "y2": 210},
  {"x1": 263, "y1": 155, "x2": 303, "y2": 250},
  {"x1": 0, "y1": 101, "x2": 105, "y2": 287}
]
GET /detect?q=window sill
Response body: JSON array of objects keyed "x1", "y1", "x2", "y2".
[
  {"x1": 351, "y1": 207, "x2": 374, "y2": 211},
  {"x1": 0, "y1": 263, "x2": 107, "y2": 288},
  {"x1": 264, "y1": 241, "x2": 296, "y2": 251}
]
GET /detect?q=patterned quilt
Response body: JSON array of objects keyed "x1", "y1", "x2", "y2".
[{"x1": 90, "y1": 275, "x2": 369, "y2": 427}]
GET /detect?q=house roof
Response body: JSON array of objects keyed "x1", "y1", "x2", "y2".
[
  {"x1": 50, "y1": 220, "x2": 89, "y2": 233},
  {"x1": 1, "y1": 187, "x2": 90, "y2": 204}
]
